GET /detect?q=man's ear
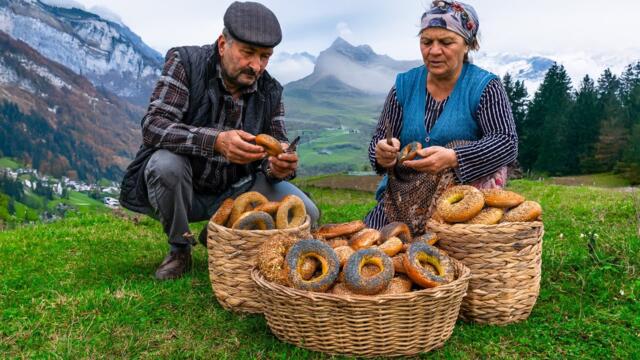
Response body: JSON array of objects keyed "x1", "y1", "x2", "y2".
[{"x1": 217, "y1": 34, "x2": 226, "y2": 55}]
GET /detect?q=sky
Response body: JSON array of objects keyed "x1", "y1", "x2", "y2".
[
  {"x1": 66, "y1": 0, "x2": 640, "y2": 59},
  {"x1": 44, "y1": 0, "x2": 640, "y2": 86}
]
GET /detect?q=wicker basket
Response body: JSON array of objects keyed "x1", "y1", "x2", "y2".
[
  {"x1": 426, "y1": 219, "x2": 543, "y2": 325},
  {"x1": 206, "y1": 216, "x2": 311, "y2": 314},
  {"x1": 252, "y1": 259, "x2": 471, "y2": 358}
]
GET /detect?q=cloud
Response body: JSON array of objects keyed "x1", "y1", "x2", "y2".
[
  {"x1": 267, "y1": 52, "x2": 316, "y2": 85},
  {"x1": 336, "y1": 22, "x2": 353, "y2": 40}
]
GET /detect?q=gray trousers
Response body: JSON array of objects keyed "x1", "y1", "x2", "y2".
[{"x1": 144, "y1": 149, "x2": 320, "y2": 246}]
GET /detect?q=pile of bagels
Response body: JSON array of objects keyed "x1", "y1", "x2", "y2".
[
  {"x1": 256, "y1": 220, "x2": 456, "y2": 296},
  {"x1": 210, "y1": 191, "x2": 307, "y2": 230},
  {"x1": 434, "y1": 185, "x2": 542, "y2": 225}
]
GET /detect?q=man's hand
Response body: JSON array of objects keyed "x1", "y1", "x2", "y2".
[
  {"x1": 403, "y1": 146, "x2": 458, "y2": 173},
  {"x1": 267, "y1": 142, "x2": 298, "y2": 179},
  {"x1": 375, "y1": 138, "x2": 401, "y2": 169},
  {"x1": 214, "y1": 130, "x2": 265, "y2": 164}
]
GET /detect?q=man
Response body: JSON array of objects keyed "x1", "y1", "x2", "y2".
[{"x1": 119, "y1": 1, "x2": 320, "y2": 280}]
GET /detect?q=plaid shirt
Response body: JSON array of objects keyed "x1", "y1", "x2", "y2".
[{"x1": 141, "y1": 50, "x2": 288, "y2": 193}]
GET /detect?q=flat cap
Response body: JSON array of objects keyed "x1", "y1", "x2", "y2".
[{"x1": 223, "y1": 1, "x2": 282, "y2": 47}]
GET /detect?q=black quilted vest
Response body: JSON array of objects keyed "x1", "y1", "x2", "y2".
[{"x1": 119, "y1": 42, "x2": 283, "y2": 213}]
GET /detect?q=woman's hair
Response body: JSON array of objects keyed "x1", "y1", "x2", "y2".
[{"x1": 464, "y1": 35, "x2": 480, "y2": 63}]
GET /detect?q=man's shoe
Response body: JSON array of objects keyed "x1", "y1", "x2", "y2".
[
  {"x1": 154, "y1": 250, "x2": 192, "y2": 280},
  {"x1": 198, "y1": 226, "x2": 208, "y2": 247}
]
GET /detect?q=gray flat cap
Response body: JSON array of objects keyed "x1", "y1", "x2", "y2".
[{"x1": 223, "y1": 1, "x2": 282, "y2": 47}]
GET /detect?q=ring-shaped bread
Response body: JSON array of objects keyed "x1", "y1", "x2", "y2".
[
  {"x1": 285, "y1": 239, "x2": 340, "y2": 292},
  {"x1": 344, "y1": 248, "x2": 394, "y2": 295},
  {"x1": 436, "y1": 185, "x2": 485, "y2": 223}
]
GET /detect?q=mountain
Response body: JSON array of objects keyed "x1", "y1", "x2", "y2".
[
  {"x1": 286, "y1": 37, "x2": 422, "y2": 97},
  {"x1": 0, "y1": 30, "x2": 142, "y2": 181},
  {"x1": 0, "y1": 0, "x2": 163, "y2": 105}
]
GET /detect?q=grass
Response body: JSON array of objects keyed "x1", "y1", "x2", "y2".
[
  {"x1": 1, "y1": 179, "x2": 639, "y2": 358},
  {"x1": 0, "y1": 157, "x2": 21, "y2": 169}
]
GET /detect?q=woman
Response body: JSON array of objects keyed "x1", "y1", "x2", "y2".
[{"x1": 364, "y1": 0, "x2": 518, "y2": 233}]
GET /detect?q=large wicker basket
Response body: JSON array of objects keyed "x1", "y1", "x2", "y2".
[
  {"x1": 252, "y1": 259, "x2": 471, "y2": 358},
  {"x1": 426, "y1": 219, "x2": 544, "y2": 325},
  {"x1": 206, "y1": 216, "x2": 311, "y2": 314}
]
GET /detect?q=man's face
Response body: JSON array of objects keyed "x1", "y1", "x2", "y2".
[{"x1": 218, "y1": 34, "x2": 273, "y2": 89}]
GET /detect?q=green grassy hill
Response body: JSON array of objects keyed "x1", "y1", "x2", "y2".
[{"x1": 1, "y1": 180, "x2": 639, "y2": 358}]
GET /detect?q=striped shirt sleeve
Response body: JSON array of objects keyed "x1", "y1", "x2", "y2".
[
  {"x1": 368, "y1": 86, "x2": 403, "y2": 174},
  {"x1": 453, "y1": 78, "x2": 518, "y2": 182},
  {"x1": 141, "y1": 50, "x2": 219, "y2": 159}
]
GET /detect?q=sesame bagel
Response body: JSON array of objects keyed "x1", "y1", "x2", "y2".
[
  {"x1": 256, "y1": 234, "x2": 297, "y2": 286},
  {"x1": 465, "y1": 207, "x2": 505, "y2": 225},
  {"x1": 378, "y1": 237, "x2": 404, "y2": 257},
  {"x1": 436, "y1": 185, "x2": 485, "y2": 223}
]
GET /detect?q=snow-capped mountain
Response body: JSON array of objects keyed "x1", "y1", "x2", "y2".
[
  {"x1": 0, "y1": 0, "x2": 163, "y2": 105},
  {"x1": 0, "y1": 30, "x2": 142, "y2": 180}
]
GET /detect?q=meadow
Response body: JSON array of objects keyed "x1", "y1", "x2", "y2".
[{"x1": 0, "y1": 179, "x2": 639, "y2": 359}]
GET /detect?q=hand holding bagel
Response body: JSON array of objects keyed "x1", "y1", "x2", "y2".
[
  {"x1": 404, "y1": 146, "x2": 458, "y2": 173},
  {"x1": 267, "y1": 142, "x2": 298, "y2": 179},
  {"x1": 375, "y1": 138, "x2": 401, "y2": 169},
  {"x1": 214, "y1": 130, "x2": 266, "y2": 164}
]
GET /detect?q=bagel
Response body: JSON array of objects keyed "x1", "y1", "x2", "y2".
[
  {"x1": 344, "y1": 248, "x2": 394, "y2": 295},
  {"x1": 481, "y1": 189, "x2": 525, "y2": 208},
  {"x1": 228, "y1": 191, "x2": 268, "y2": 227},
  {"x1": 316, "y1": 220, "x2": 365, "y2": 239},
  {"x1": 330, "y1": 282, "x2": 357, "y2": 296},
  {"x1": 378, "y1": 237, "x2": 404, "y2": 257},
  {"x1": 392, "y1": 255, "x2": 406, "y2": 274},
  {"x1": 334, "y1": 245, "x2": 355, "y2": 267},
  {"x1": 299, "y1": 257, "x2": 319, "y2": 281},
  {"x1": 255, "y1": 134, "x2": 284, "y2": 157},
  {"x1": 211, "y1": 198, "x2": 234, "y2": 226},
  {"x1": 275, "y1": 195, "x2": 307, "y2": 229},
  {"x1": 254, "y1": 201, "x2": 280, "y2": 216},
  {"x1": 380, "y1": 222, "x2": 411, "y2": 243},
  {"x1": 402, "y1": 242, "x2": 451, "y2": 288},
  {"x1": 465, "y1": 207, "x2": 504, "y2": 225},
  {"x1": 397, "y1": 141, "x2": 423, "y2": 163},
  {"x1": 326, "y1": 238, "x2": 349, "y2": 249},
  {"x1": 436, "y1": 185, "x2": 485, "y2": 223},
  {"x1": 231, "y1": 211, "x2": 275, "y2": 230},
  {"x1": 285, "y1": 239, "x2": 340, "y2": 292},
  {"x1": 380, "y1": 275, "x2": 413, "y2": 295},
  {"x1": 403, "y1": 231, "x2": 438, "y2": 252},
  {"x1": 256, "y1": 234, "x2": 297, "y2": 285},
  {"x1": 502, "y1": 200, "x2": 542, "y2": 222},
  {"x1": 350, "y1": 228, "x2": 382, "y2": 250}
]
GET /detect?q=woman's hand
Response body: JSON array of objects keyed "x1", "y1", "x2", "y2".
[
  {"x1": 403, "y1": 146, "x2": 458, "y2": 173},
  {"x1": 375, "y1": 138, "x2": 401, "y2": 169},
  {"x1": 214, "y1": 130, "x2": 266, "y2": 164},
  {"x1": 267, "y1": 142, "x2": 298, "y2": 179}
]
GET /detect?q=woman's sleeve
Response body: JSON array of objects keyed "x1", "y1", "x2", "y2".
[
  {"x1": 453, "y1": 78, "x2": 519, "y2": 183},
  {"x1": 368, "y1": 86, "x2": 403, "y2": 174}
]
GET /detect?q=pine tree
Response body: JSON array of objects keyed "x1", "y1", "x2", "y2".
[
  {"x1": 502, "y1": 72, "x2": 529, "y2": 138},
  {"x1": 592, "y1": 69, "x2": 628, "y2": 172},
  {"x1": 521, "y1": 63, "x2": 574, "y2": 175},
  {"x1": 570, "y1": 75, "x2": 601, "y2": 173}
]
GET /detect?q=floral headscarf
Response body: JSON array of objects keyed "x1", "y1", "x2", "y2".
[{"x1": 420, "y1": 0, "x2": 479, "y2": 44}]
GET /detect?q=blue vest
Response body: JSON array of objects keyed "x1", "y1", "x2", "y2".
[{"x1": 375, "y1": 63, "x2": 496, "y2": 200}]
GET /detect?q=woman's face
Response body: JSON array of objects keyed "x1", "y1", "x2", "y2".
[{"x1": 420, "y1": 27, "x2": 468, "y2": 80}]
